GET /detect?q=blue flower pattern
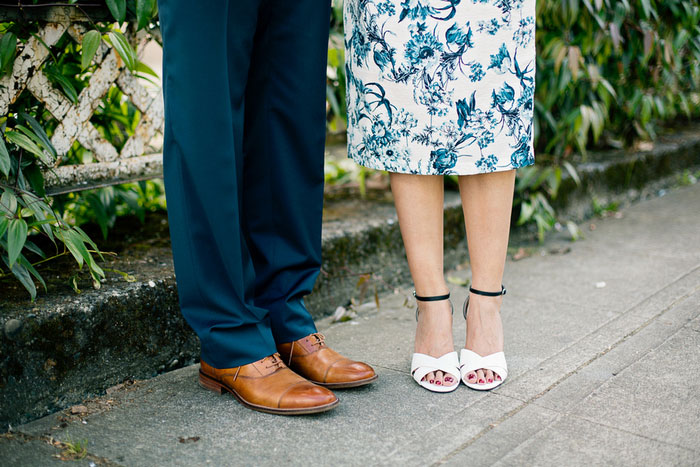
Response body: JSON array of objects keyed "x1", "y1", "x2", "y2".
[{"x1": 344, "y1": 0, "x2": 536, "y2": 175}]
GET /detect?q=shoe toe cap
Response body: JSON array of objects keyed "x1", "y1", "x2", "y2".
[
  {"x1": 328, "y1": 360, "x2": 376, "y2": 383},
  {"x1": 279, "y1": 383, "x2": 338, "y2": 409}
]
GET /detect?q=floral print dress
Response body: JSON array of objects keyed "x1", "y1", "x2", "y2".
[{"x1": 344, "y1": 0, "x2": 536, "y2": 175}]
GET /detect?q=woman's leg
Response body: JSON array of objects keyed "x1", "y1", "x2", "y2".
[
  {"x1": 458, "y1": 169, "x2": 516, "y2": 386},
  {"x1": 391, "y1": 173, "x2": 456, "y2": 387}
]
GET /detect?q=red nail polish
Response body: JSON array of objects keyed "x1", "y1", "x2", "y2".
[
  {"x1": 429, "y1": 380, "x2": 434, "y2": 384},
  {"x1": 488, "y1": 379, "x2": 493, "y2": 383},
  {"x1": 479, "y1": 379, "x2": 484, "y2": 384},
  {"x1": 436, "y1": 381, "x2": 441, "y2": 385}
]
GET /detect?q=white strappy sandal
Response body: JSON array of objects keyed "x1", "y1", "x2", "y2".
[
  {"x1": 460, "y1": 285, "x2": 508, "y2": 391},
  {"x1": 410, "y1": 291, "x2": 460, "y2": 393}
]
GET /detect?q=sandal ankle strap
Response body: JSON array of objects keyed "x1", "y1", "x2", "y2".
[
  {"x1": 463, "y1": 285, "x2": 506, "y2": 319},
  {"x1": 413, "y1": 291, "x2": 452, "y2": 321},
  {"x1": 413, "y1": 291, "x2": 451, "y2": 302},
  {"x1": 469, "y1": 285, "x2": 506, "y2": 297}
]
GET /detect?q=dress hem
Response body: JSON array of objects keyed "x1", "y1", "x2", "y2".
[{"x1": 347, "y1": 152, "x2": 535, "y2": 176}]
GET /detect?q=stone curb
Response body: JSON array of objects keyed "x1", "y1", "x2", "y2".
[
  {"x1": 1, "y1": 125, "x2": 699, "y2": 427},
  {"x1": 555, "y1": 125, "x2": 700, "y2": 217}
]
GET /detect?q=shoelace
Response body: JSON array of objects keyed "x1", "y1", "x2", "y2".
[
  {"x1": 285, "y1": 333, "x2": 327, "y2": 366},
  {"x1": 264, "y1": 354, "x2": 284, "y2": 370},
  {"x1": 310, "y1": 333, "x2": 326, "y2": 348}
]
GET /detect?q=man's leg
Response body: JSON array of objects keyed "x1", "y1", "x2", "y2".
[
  {"x1": 241, "y1": 0, "x2": 331, "y2": 343},
  {"x1": 239, "y1": 0, "x2": 377, "y2": 389},
  {"x1": 159, "y1": 0, "x2": 277, "y2": 368}
]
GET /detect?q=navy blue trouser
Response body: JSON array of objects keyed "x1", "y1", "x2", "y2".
[{"x1": 158, "y1": 0, "x2": 330, "y2": 368}]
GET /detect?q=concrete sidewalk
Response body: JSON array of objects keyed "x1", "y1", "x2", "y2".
[{"x1": 3, "y1": 182, "x2": 700, "y2": 466}]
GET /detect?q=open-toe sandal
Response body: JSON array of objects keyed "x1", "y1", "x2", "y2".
[
  {"x1": 460, "y1": 285, "x2": 508, "y2": 391},
  {"x1": 410, "y1": 291, "x2": 460, "y2": 393}
]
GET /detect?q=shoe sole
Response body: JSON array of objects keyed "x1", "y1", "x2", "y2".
[
  {"x1": 312, "y1": 374, "x2": 378, "y2": 389},
  {"x1": 462, "y1": 379, "x2": 505, "y2": 391},
  {"x1": 198, "y1": 371, "x2": 339, "y2": 415}
]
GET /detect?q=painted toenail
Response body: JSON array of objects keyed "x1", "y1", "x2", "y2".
[
  {"x1": 436, "y1": 381, "x2": 441, "y2": 385},
  {"x1": 488, "y1": 378, "x2": 493, "y2": 383},
  {"x1": 478, "y1": 379, "x2": 484, "y2": 384},
  {"x1": 429, "y1": 380, "x2": 434, "y2": 384}
]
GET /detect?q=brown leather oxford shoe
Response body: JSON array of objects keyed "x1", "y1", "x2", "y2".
[
  {"x1": 199, "y1": 353, "x2": 339, "y2": 415},
  {"x1": 277, "y1": 333, "x2": 378, "y2": 389}
]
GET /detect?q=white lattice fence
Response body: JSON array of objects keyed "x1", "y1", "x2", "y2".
[{"x1": 0, "y1": 7, "x2": 163, "y2": 195}]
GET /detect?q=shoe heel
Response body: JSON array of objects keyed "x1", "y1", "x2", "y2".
[{"x1": 199, "y1": 372, "x2": 225, "y2": 394}]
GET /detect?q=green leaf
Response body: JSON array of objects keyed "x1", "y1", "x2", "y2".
[
  {"x1": 108, "y1": 31, "x2": 137, "y2": 70},
  {"x1": 0, "y1": 215, "x2": 8, "y2": 238},
  {"x1": 135, "y1": 60, "x2": 159, "y2": 78},
  {"x1": 20, "y1": 112, "x2": 57, "y2": 160},
  {"x1": 0, "y1": 32, "x2": 17, "y2": 75},
  {"x1": 22, "y1": 239, "x2": 45, "y2": 259},
  {"x1": 136, "y1": 0, "x2": 156, "y2": 30},
  {"x1": 105, "y1": 0, "x2": 126, "y2": 23},
  {"x1": 27, "y1": 218, "x2": 56, "y2": 227},
  {"x1": 5, "y1": 131, "x2": 51, "y2": 164},
  {"x1": 15, "y1": 125, "x2": 56, "y2": 168},
  {"x1": 44, "y1": 69, "x2": 79, "y2": 104},
  {"x1": 515, "y1": 166, "x2": 539, "y2": 190},
  {"x1": 17, "y1": 253, "x2": 46, "y2": 291},
  {"x1": 517, "y1": 200, "x2": 535, "y2": 225},
  {"x1": 58, "y1": 229, "x2": 86, "y2": 267},
  {"x1": 63, "y1": 228, "x2": 105, "y2": 281},
  {"x1": 22, "y1": 164, "x2": 46, "y2": 198},
  {"x1": 7, "y1": 217, "x2": 28, "y2": 267},
  {"x1": 0, "y1": 134, "x2": 10, "y2": 177},
  {"x1": 73, "y1": 225, "x2": 104, "y2": 261},
  {"x1": 24, "y1": 195, "x2": 55, "y2": 243},
  {"x1": 16, "y1": 125, "x2": 49, "y2": 150},
  {"x1": 81, "y1": 30, "x2": 102, "y2": 71},
  {"x1": 1, "y1": 189, "x2": 18, "y2": 215},
  {"x1": 562, "y1": 161, "x2": 581, "y2": 187},
  {"x1": 545, "y1": 167, "x2": 562, "y2": 199},
  {"x1": 10, "y1": 261, "x2": 36, "y2": 300},
  {"x1": 67, "y1": 227, "x2": 104, "y2": 283}
]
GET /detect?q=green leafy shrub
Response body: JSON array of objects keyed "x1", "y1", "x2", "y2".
[
  {"x1": 529, "y1": 0, "x2": 699, "y2": 240},
  {"x1": 535, "y1": 0, "x2": 700, "y2": 157},
  {"x1": 0, "y1": 1, "x2": 159, "y2": 299}
]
